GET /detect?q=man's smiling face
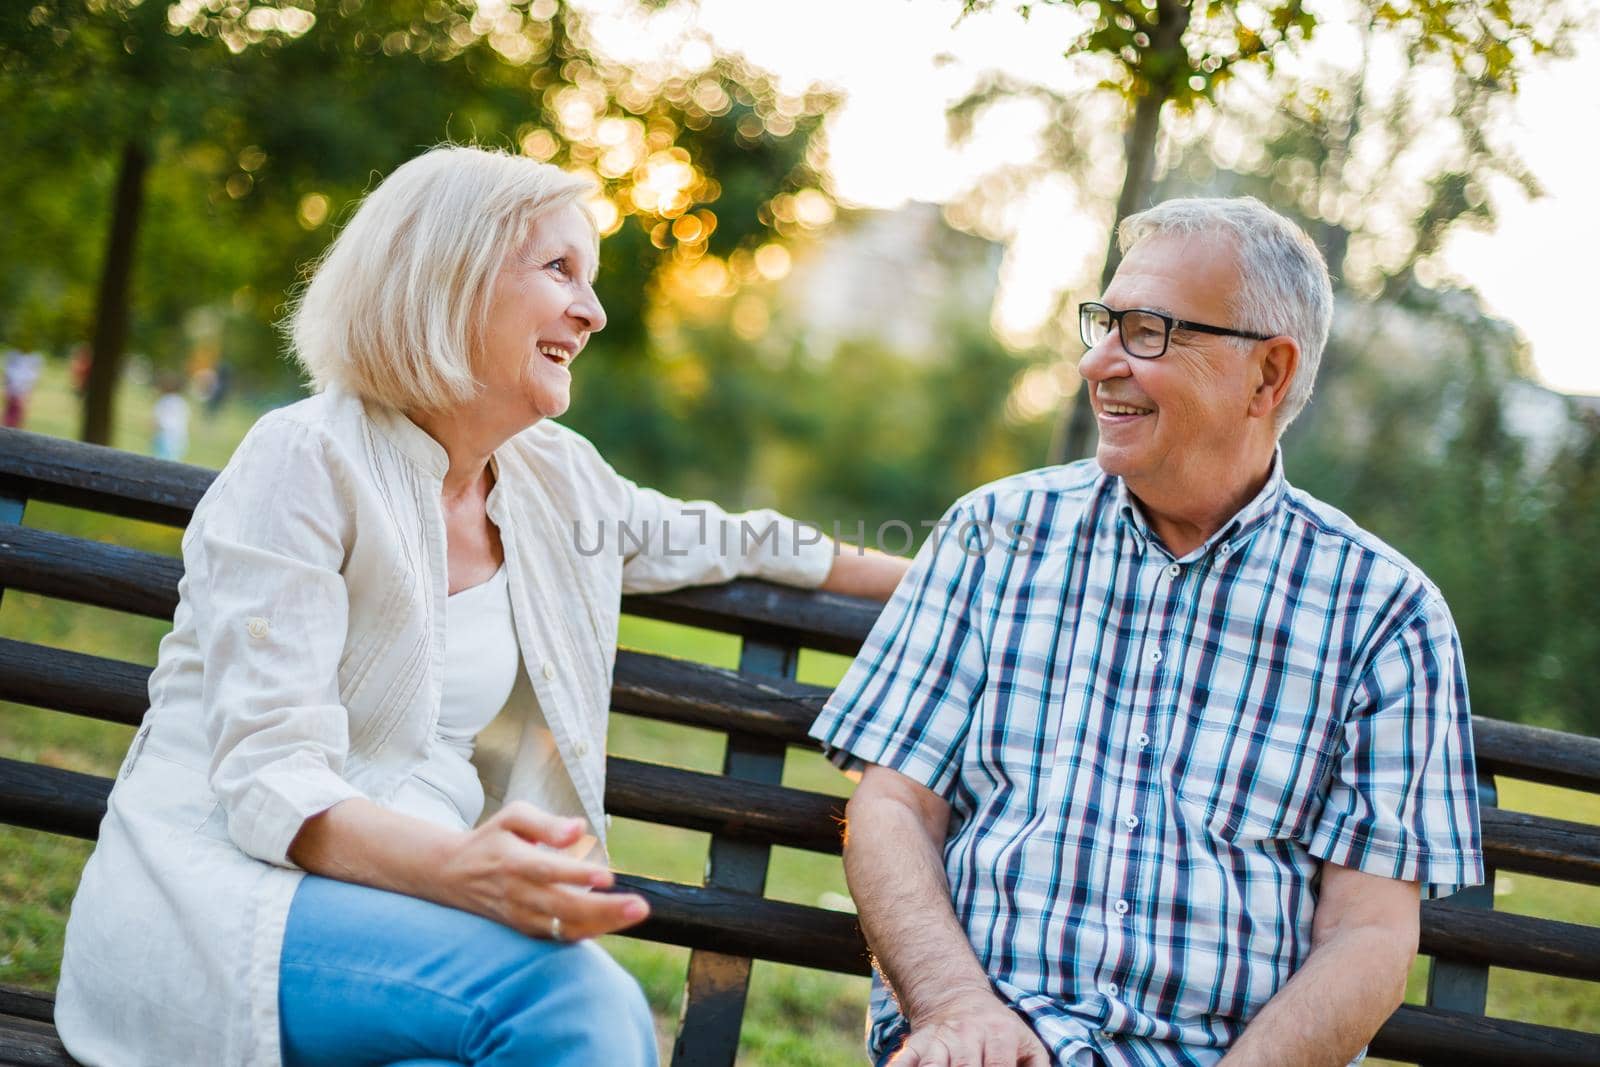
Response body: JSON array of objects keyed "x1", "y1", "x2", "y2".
[{"x1": 1078, "y1": 233, "x2": 1264, "y2": 501}]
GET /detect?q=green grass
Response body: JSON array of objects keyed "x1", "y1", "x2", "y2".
[{"x1": 3, "y1": 357, "x2": 1597, "y2": 1064}]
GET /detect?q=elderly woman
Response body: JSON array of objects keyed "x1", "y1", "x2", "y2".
[{"x1": 55, "y1": 145, "x2": 906, "y2": 1067}]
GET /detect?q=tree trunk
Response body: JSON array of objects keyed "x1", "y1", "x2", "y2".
[
  {"x1": 1049, "y1": 0, "x2": 1191, "y2": 465},
  {"x1": 81, "y1": 140, "x2": 149, "y2": 445}
]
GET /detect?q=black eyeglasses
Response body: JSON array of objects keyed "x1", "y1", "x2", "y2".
[{"x1": 1079, "y1": 301, "x2": 1274, "y2": 360}]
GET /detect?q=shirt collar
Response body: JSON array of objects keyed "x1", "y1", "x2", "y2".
[
  {"x1": 1115, "y1": 448, "x2": 1286, "y2": 561},
  {"x1": 359, "y1": 389, "x2": 522, "y2": 516},
  {"x1": 351, "y1": 390, "x2": 450, "y2": 479}
]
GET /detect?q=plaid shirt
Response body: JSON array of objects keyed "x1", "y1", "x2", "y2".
[{"x1": 811, "y1": 455, "x2": 1482, "y2": 1067}]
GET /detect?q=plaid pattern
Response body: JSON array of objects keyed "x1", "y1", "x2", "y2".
[{"x1": 811, "y1": 455, "x2": 1483, "y2": 1067}]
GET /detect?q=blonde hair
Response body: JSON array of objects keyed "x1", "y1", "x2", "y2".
[
  {"x1": 285, "y1": 145, "x2": 595, "y2": 412},
  {"x1": 1119, "y1": 196, "x2": 1333, "y2": 434}
]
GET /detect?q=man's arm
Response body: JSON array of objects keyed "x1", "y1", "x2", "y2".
[
  {"x1": 1220, "y1": 863, "x2": 1420, "y2": 1067},
  {"x1": 845, "y1": 764, "x2": 1050, "y2": 1066}
]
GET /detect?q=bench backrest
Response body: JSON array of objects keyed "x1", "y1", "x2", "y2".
[{"x1": 2, "y1": 426, "x2": 1599, "y2": 1066}]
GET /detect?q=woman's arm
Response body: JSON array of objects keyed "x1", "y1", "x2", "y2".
[
  {"x1": 289, "y1": 798, "x2": 649, "y2": 941},
  {"x1": 819, "y1": 548, "x2": 911, "y2": 602}
]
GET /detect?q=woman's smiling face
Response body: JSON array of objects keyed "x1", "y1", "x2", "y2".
[{"x1": 476, "y1": 202, "x2": 607, "y2": 425}]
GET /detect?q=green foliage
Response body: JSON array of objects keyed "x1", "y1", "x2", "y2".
[
  {"x1": 964, "y1": 0, "x2": 1577, "y2": 110},
  {"x1": 0, "y1": 1, "x2": 837, "y2": 392},
  {"x1": 1286, "y1": 279, "x2": 1600, "y2": 737}
]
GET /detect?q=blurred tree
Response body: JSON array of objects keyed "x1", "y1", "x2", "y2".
[
  {"x1": 957, "y1": 0, "x2": 1579, "y2": 462},
  {"x1": 1284, "y1": 279, "x2": 1600, "y2": 735},
  {"x1": 0, "y1": 0, "x2": 834, "y2": 443}
]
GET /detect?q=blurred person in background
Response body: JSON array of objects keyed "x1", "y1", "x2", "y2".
[
  {"x1": 68, "y1": 343, "x2": 91, "y2": 396},
  {"x1": 814, "y1": 197, "x2": 1482, "y2": 1067},
  {"x1": 3, "y1": 348, "x2": 42, "y2": 428},
  {"x1": 151, "y1": 374, "x2": 190, "y2": 461},
  {"x1": 56, "y1": 144, "x2": 907, "y2": 1067}
]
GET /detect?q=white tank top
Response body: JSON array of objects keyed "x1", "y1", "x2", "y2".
[{"x1": 391, "y1": 565, "x2": 519, "y2": 829}]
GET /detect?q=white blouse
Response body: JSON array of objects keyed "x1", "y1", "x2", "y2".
[
  {"x1": 394, "y1": 564, "x2": 521, "y2": 830},
  {"x1": 55, "y1": 386, "x2": 835, "y2": 1067}
]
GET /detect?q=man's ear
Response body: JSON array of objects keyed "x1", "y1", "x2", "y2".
[{"x1": 1249, "y1": 336, "x2": 1300, "y2": 420}]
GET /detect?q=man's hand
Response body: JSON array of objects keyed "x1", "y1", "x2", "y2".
[
  {"x1": 889, "y1": 989, "x2": 1052, "y2": 1066},
  {"x1": 846, "y1": 766, "x2": 1051, "y2": 1067}
]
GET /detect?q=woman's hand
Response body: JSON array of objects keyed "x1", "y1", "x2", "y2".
[
  {"x1": 288, "y1": 797, "x2": 649, "y2": 941},
  {"x1": 435, "y1": 802, "x2": 650, "y2": 941}
]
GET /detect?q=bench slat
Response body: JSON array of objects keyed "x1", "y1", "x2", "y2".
[
  {"x1": 1371, "y1": 1003, "x2": 1600, "y2": 1066},
  {"x1": 0, "y1": 522, "x2": 181, "y2": 620},
  {"x1": 0, "y1": 987, "x2": 54, "y2": 1026},
  {"x1": 0, "y1": 429, "x2": 211, "y2": 528},
  {"x1": 621, "y1": 582, "x2": 878, "y2": 656},
  {"x1": 1481, "y1": 806, "x2": 1600, "y2": 886},
  {"x1": 0, "y1": 639, "x2": 149, "y2": 728},
  {"x1": 0, "y1": 1016, "x2": 76, "y2": 1067},
  {"x1": 611, "y1": 650, "x2": 821, "y2": 744},
  {"x1": 1419, "y1": 901, "x2": 1600, "y2": 983},
  {"x1": 1473, "y1": 716, "x2": 1600, "y2": 796},
  {"x1": 608, "y1": 756, "x2": 843, "y2": 854}
]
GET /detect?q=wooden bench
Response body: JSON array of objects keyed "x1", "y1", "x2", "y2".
[{"x1": 2, "y1": 426, "x2": 1599, "y2": 1067}]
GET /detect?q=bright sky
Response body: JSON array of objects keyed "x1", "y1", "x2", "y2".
[{"x1": 586, "y1": 0, "x2": 1600, "y2": 396}]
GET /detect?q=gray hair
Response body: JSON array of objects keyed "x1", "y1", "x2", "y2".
[
  {"x1": 1118, "y1": 196, "x2": 1333, "y2": 433},
  {"x1": 286, "y1": 144, "x2": 595, "y2": 413}
]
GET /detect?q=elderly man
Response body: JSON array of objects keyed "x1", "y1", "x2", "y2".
[{"x1": 810, "y1": 197, "x2": 1482, "y2": 1067}]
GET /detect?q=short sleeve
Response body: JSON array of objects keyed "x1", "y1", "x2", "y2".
[
  {"x1": 808, "y1": 501, "x2": 989, "y2": 798},
  {"x1": 1304, "y1": 594, "x2": 1484, "y2": 898},
  {"x1": 192, "y1": 415, "x2": 365, "y2": 868}
]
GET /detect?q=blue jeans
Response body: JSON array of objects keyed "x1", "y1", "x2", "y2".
[{"x1": 279, "y1": 875, "x2": 657, "y2": 1067}]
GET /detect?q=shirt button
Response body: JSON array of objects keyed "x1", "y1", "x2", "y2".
[
  {"x1": 1149, "y1": 649, "x2": 1163, "y2": 663},
  {"x1": 542, "y1": 661, "x2": 557, "y2": 680},
  {"x1": 1136, "y1": 732, "x2": 1151, "y2": 748},
  {"x1": 1113, "y1": 899, "x2": 1130, "y2": 915},
  {"x1": 1166, "y1": 563, "x2": 1180, "y2": 578},
  {"x1": 574, "y1": 740, "x2": 590, "y2": 758},
  {"x1": 1123, "y1": 815, "x2": 1139, "y2": 830},
  {"x1": 245, "y1": 617, "x2": 269, "y2": 639},
  {"x1": 1218, "y1": 543, "x2": 1232, "y2": 558},
  {"x1": 1102, "y1": 982, "x2": 1119, "y2": 997}
]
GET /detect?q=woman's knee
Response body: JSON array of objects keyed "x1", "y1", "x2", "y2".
[
  {"x1": 481, "y1": 942, "x2": 655, "y2": 1065},
  {"x1": 552, "y1": 945, "x2": 655, "y2": 1055}
]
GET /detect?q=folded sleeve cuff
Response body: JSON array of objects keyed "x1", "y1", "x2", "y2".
[
  {"x1": 763, "y1": 525, "x2": 835, "y2": 589},
  {"x1": 226, "y1": 751, "x2": 366, "y2": 869}
]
